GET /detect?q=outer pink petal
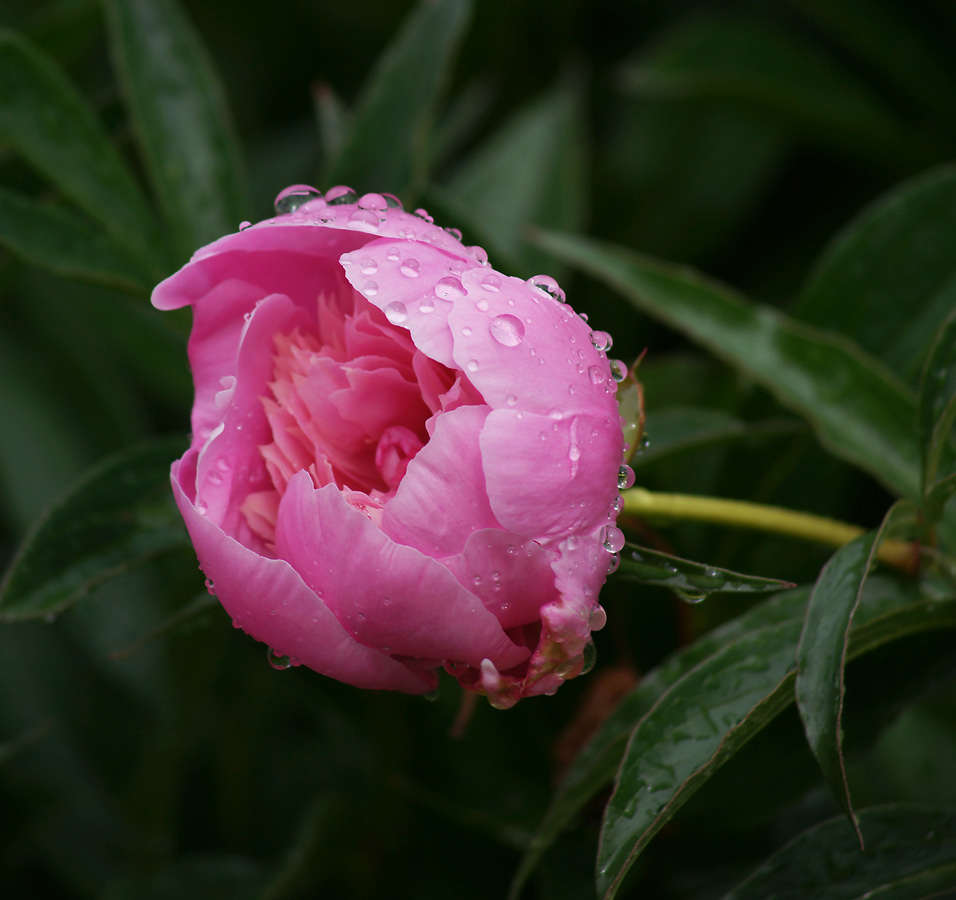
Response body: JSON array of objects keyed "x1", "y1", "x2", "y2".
[
  {"x1": 274, "y1": 472, "x2": 529, "y2": 671},
  {"x1": 195, "y1": 293, "x2": 311, "y2": 551},
  {"x1": 340, "y1": 240, "x2": 463, "y2": 368},
  {"x1": 381, "y1": 405, "x2": 500, "y2": 558},
  {"x1": 172, "y1": 450, "x2": 433, "y2": 693},
  {"x1": 441, "y1": 528, "x2": 558, "y2": 629},
  {"x1": 479, "y1": 409, "x2": 622, "y2": 543}
]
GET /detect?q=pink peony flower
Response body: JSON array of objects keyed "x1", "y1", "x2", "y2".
[{"x1": 153, "y1": 186, "x2": 627, "y2": 707}]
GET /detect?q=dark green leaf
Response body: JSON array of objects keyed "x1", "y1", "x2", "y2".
[
  {"x1": 621, "y1": 17, "x2": 927, "y2": 168},
  {"x1": 596, "y1": 618, "x2": 803, "y2": 898},
  {"x1": 104, "y1": 856, "x2": 269, "y2": 900},
  {"x1": 0, "y1": 186, "x2": 152, "y2": 293},
  {"x1": 616, "y1": 543, "x2": 794, "y2": 598},
  {"x1": 919, "y1": 308, "x2": 956, "y2": 517},
  {"x1": 796, "y1": 164, "x2": 956, "y2": 380},
  {"x1": 324, "y1": 0, "x2": 471, "y2": 193},
  {"x1": 507, "y1": 587, "x2": 813, "y2": 900},
  {"x1": 719, "y1": 805, "x2": 956, "y2": 900},
  {"x1": 0, "y1": 438, "x2": 190, "y2": 621},
  {"x1": 535, "y1": 230, "x2": 920, "y2": 500},
  {"x1": 595, "y1": 589, "x2": 956, "y2": 898},
  {"x1": 795, "y1": 522, "x2": 881, "y2": 835},
  {"x1": 438, "y1": 80, "x2": 588, "y2": 269},
  {"x1": 0, "y1": 28, "x2": 163, "y2": 273},
  {"x1": 635, "y1": 406, "x2": 805, "y2": 469},
  {"x1": 105, "y1": 0, "x2": 248, "y2": 260}
]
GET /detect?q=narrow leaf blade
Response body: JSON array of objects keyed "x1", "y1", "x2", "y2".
[
  {"x1": 0, "y1": 28, "x2": 163, "y2": 271},
  {"x1": 105, "y1": 0, "x2": 248, "y2": 260},
  {"x1": 919, "y1": 307, "x2": 956, "y2": 511},
  {"x1": 617, "y1": 543, "x2": 794, "y2": 597},
  {"x1": 324, "y1": 0, "x2": 471, "y2": 193},
  {"x1": 0, "y1": 438, "x2": 190, "y2": 621},
  {"x1": 0, "y1": 186, "x2": 152, "y2": 293},
  {"x1": 719, "y1": 805, "x2": 956, "y2": 900},
  {"x1": 535, "y1": 230, "x2": 920, "y2": 500}
]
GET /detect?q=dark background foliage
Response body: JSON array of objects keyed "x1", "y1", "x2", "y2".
[{"x1": 1, "y1": 1, "x2": 955, "y2": 897}]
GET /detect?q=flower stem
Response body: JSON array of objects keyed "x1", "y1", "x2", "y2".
[{"x1": 621, "y1": 487, "x2": 915, "y2": 571}]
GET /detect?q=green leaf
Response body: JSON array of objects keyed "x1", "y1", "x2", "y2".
[
  {"x1": 596, "y1": 618, "x2": 803, "y2": 898},
  {"x1": 104, "y1": 0, "x2": 248, "y2": 261},
  {"x1": 438, "y1": 80, "x2": 588, "y2": 269},
  {"x1": 796, "y1": 164, "x2": 956, "y2": 379},
  {"x1": 595, "y1": 589, "x2": 956, "y2": 898},
  {"x1": 323, "y1": 0, "x2": 471, "y2": 194},
  {"x1": 718, "y1": 805, "x2": 956, "y2": 900},
  {"x1": 104, "y1": 855, "x2": 270, "y2": 900},
  {"x1": 919, "y1": 307, "x2": 956, "y2": 516},
  {"x1": 0, "y1": 438, "x2": 190, "y2": 621},
  {"x1": 0, "y1": 186, "x2": 152, "y2": 293},
  {"x1": 621, "y1": 16, "x2": 926, "y2": 168},
  {"x1": 795, "y1": 503, "x2": 907, "y2": 838},
  {"x1": 0, "y1": 28, "x2": 163, "y2": 273},
  {"x1": 616, "y1": 543, "x2": 794, "y2": 599},
  {"x1": 635, "y1": 406, "x2": 805, "y2": 469},
  {"x1": 507, "y1": 587, "x2": 813, "y2": 900},
  {"x1": 535, "y1": 230, "x2": 921, "y2": 500}
]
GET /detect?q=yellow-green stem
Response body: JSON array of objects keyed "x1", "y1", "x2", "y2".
[{"x1": 622, "y1": 488, "x2": 914, "y2": 570}]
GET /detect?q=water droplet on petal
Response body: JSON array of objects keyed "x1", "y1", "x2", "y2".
[
  {"x1": 466, "y1": 359, "x2": 479, "y2": 372},
  {"x1": 238, "y1": 220, "x2": 252, "y2": 231},
  {"x1": 612, "y1": 494, "x2": 624, "y2": 514},
  {"x1": 400, "y1": 259, "x2": 421, "y2": 277},
  {"x1": 607, "y1": 552, "x2": 621, "y2": 574},
  {"x1": 569, "y1": 443, "x2": 582, "y2": 461},
  {"x1": 590, "y1": 605, "x2": 608, "y2": 631},
  {"x1": 413, "y1": 208, "x2": 434, "y2": 223},
  {"x1": 325, "y1": 185, "x2": 357, "y2": 205},
  {"x1": 348, "y1": 209, "x2": 380, "y2": 229},
  {"x1": 588, "y1": 364, "x2": 607, "y2": 385},
  {"x1": 435, "y1": 276, "x2": 466, "y2": 298},
  {"x1": 444, "y1": 226, "x2": 463, "y2": 241},
  {"x1": 481, "y1": 274, "x2": 501, "y2": 292},
  {"x1": 359, "y1": 257, "x2": 378, "y2": 275},
  {"x1": 602, "y1": 525, "x2": 625, "y2": 553},
  {"x1": 489, "y1": 314, "x2": 525, "y2": 346},
  {"x1": 506, "y1": 394, "x2": 517, "y2": 406},
  {"x1": 590, "y1": 330, "x2": 613, "y2": 351},
  {"x1": 418, "y1": 297, "x2": 435, "y2": 313},
  {"x1": 267, "y1": 648, "x2": 293, "y2": 669},
  {"x1": 385, "y1": 301, "x2": 408, "y2": 324},
  {"x1": 527, "y1": 274, "x2": 566, "y2": 303},
  {"x1": 274, "y1": 184, "x2": 322, "y2": 214},
  {"x1": 469, "y1": 245, "x2": 489, "y2": 264},
  {"x1": 609, "y1": 359, "x2": 628, "y2": 382},
  {"x1": 196, "y1": 499, "x2": 208, "y2": 515},
  {"x1": 357, "y1": 192, "x2": 387, "y2": 211},
  {"x1": 618, "y1": 465, "x2": 635, "y2": 489},
  {"x1": 581, "y1": 641, "x2": 598, "y2": 674},
  {"x1": 363, "y1": 281, "x2": 379, "y2": 296},
  {"x1": 386, "y1": 247, "x2": 401, "y2": 261}
]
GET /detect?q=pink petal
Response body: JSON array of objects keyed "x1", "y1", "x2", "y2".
[
  {"x1": 274, "y1": 472, "x2": 529, "y2": 670},
  {"x1": 479, "y1": 409, "x2": 622, "y2": 543},
  {"x1": 172, "y1": 450, "x2": 434, "y2": 693},
  {"x1": 381, "y1": 405, "x2": 500, "y2": 558}
]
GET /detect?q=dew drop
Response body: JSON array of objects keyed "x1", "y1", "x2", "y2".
[
  {"x1": 348, "y1": 209, "x2": 380, "y2": 229},
  {"x1": 588, "y1": 364, "x2": 607, "y2": 385},
  {"x1": 357, "y1": 192, "x2": 387, "y2": 212},
  {"x1": 581, "y1": 641, "x2": 598, "y2": 675},
  {"x1": 444, "y1": 660, "x2": 469, "y2": 676},
  {"x1": 400, "y1": 258, "x2": 421, "y2": 277},
  {"x1": 386, "y1": 247, "x2": 401, "y2": 261},
  {"x1": 413, "y1": 208, "x2": 434, "y2": 223},
  {"x1": 481, "y1": 274, "x2": 502, "y2": 292},
  {"x1": 462, "y1": 325, "x2": 473, "y2": 336},
  {"x1": 607, "y1": 552, "x2": 621, "y2": 574},
  {"x1": 617, "y1": 464, "x2": 635, "y2": 489},
  {"x1": 602, "y1": 525, "x2": 626, "y2": 553},
  {"x1": 267, "y1": 648, "x2": 293, "y2": 670},
  {"x1": 435, "y1": 276, "x2": 466, "y2": 298},
  {"x1": 476, "y1": 298, "x2": 490, "y2": 312},
  {"x1": 466, "y1": 359, "x2": 479, "y2": 372},
  {"x1": 609, "y1": 359, "x2": 628, "y2": 382},
  {"x1": 444, "y1": 226, "x2": 463, "y2": 240},
  {"x1": 363, "y1": 281, "x2": 379, "y2": 296},
  {"x1": 506, "y1": 394, "x2": 517, "y2": 406},
  {"x1": 325, "y1": 185, "x2": 357, "y2": 205},
  {"x1": 196, "y1": 499, "x2": 208, "y2": 516},
  {"x1": 418, "y1": 296, "x2": 435, "y2": 313},
  {"x1": 489, "y1": 314, "x2": 525, "y2": 346},
  {"x1": 590, "y1": 330, "x2": 613, "y2": 351},
  {"x1": 469, "y1": 245, "x2": 489, "y2": 264},
  {"x1": 674, "y1": 587, "x2": 709, "y2": 604},
  {"x1": 569, "y1": 443, "x2": 582, "y2": 461},
  {"x1": 238, "y1": 220, "x2": 252, "y2": 231},
  {"x1": 204, "y1": 577, "x2": 216, "y2": 595},
  {"x1": 589, "y1": 605, "x2": 608, "y2": 631},
  {"x1": 527, "y1": 274, "x2": 566, "y2": 303},
  {"x1": 423, "y1": 688, "x2": 440, "y2": 702},
  {"x1": 274, "y1": 184, "x2": 322, "y2": 214},
  {"x1": 612, "y1": 494, "x2": 624, "y2": 514},
  {"x1": 385, "y1": 301, "x2": 408, "y2": 324},
  {"x1": 359, "y1": 257, "x2": 378, "y2": 275}
]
